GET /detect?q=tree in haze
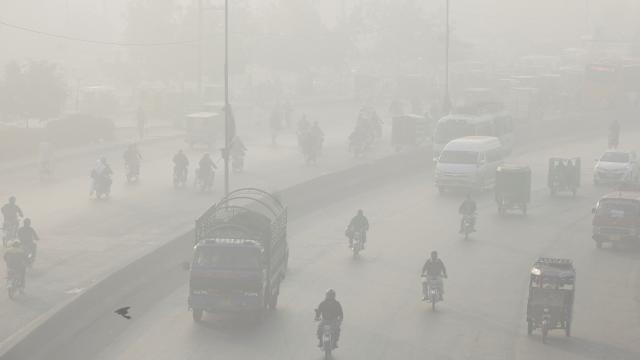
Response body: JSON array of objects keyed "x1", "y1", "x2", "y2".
[
  {"x1": 0, "y1": 61, "x2": 67, "y2": 124},
  {"x1": 255, "y1": 0, "x2": 350, "y2": 73},
  {"x1": 348, "y1": 0, "x2": 470, "y2": 75},
  {"x1": 123, "y1": 0, "x2": 191, "y2": 84}
]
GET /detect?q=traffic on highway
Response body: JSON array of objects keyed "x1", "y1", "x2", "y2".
[{"x1": 2, "y1": 1, "x2": 640, "y2": 360}]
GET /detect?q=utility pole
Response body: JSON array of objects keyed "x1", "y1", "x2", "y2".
[
  {"x1": 224, "y1": 0, "x2": 230, "y2": 196},
  {"x1": 197, "y1": 0, "x2": 203, "y2": 100},
  {"x1": 443, "y1": 0, "x2": 451, "y2": 114}
]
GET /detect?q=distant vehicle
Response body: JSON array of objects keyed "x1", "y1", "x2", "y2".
[
  {"x1": 435, "y1": 136, "x2": 505, "y2": 193},
  {"x1": 592, "y1": 191, "x2": 640, "y2": 248},
  {"x1": 432, "y1": 103, "x2": 513, "y2": 157},
  {"x1": 495, "y1": 164, "x2": 531, "y2": 216},
  {"x1": 391, "y1": 114, "x2": 431, "y2": 151},
  {"x1": 548, "y1": 157, "x2": 580, "y2": 197},
  {"x1": 184, "y1": 112, "x2": 223, "y2": 149},
  {"x1": 187, "y1": 188, "x2": 288, "y2": 322},
  {"x1": 526, "y1": 258, "x2": 575, "y2": 343},
  {"x1": 593, "y1": 150, "x2": 638, "y2": 186}
]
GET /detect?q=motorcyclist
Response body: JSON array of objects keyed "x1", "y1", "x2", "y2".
[
  {"x1": 458, "y1": 194, "x2": 477, "y2": 233},
  {"x1": 173, "y1": 149, "x2": 189, "y2": 179},
  {"x1": 421, "y1": 251, "x2": 448, "y2": 300},
  {"x1": 609, "y1": 119, "x2": 620, "y2": 149},
  {"x1": 230, "y1": 136, "x2": 247, "y2": 170},
  {"x1": 17, "y1": 218, "x2": 39, "y2": 264},
  {"x1": 346, "y1": 210, "x2": 369, "y2": 248},
  {"x1": 310, "y1": 121, "x2": 325, "y2": 156},
  {"x1": 197, "y1": 153, "x2": 217, "y2": 186},
  {"x1": 90, "y1": 157, "x2": 113, "y2": 196},
  {"x1": 123, "y1": 144, "x2": 142, "y2": 176},
  {"x1": 4, "y1": 240, "x2": 27, "y2": 289},
  {"x1": 315, "y1": 289, "x2": 343, "y2": 348},
  {"x1": 2, "y1": 196, "x2": 23, "y2": 243}
]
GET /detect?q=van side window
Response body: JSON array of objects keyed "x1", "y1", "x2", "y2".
[{"x1": 486, "y1": 148, "x2": 503, "y2": 162}]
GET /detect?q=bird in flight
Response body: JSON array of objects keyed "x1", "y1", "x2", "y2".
[{"x1": 114, "y1": 306, "x2": 132, "y2": 320}]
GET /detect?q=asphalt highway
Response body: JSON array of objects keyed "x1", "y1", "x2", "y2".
[{"x1": 50, "y1": 132, "x2": 640, "y2": 360}]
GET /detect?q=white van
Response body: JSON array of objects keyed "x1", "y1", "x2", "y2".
[{"x1": 435, "y1": 136, "x2": 505, "y2": 193}]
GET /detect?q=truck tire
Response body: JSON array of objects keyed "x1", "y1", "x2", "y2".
[{"x1": 192, "y1": 309, "x2": 203, "y2": 322}]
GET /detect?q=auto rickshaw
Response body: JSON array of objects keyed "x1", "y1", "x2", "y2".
[
  {"x1": 391, "y1": 114, "x2": 431, "y2": 151},
  {"x1": 495, "y1": 164, "x2": 531, "y2": 215},
  {"x1": 548, "y1": 157, "x2": 580, "y2": 197},
  {"x1": 184, "y1": 112, "x2": 223, "y2": 149},
  {"x1": 526, "y1": 258, "x2": 575, "y2": 343}
]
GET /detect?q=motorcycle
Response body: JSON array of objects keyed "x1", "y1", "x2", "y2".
[
  {"x1": 39, "y1": 160, "x2": 53, "y2": 181},
  {"x1": 93, "y1": 176, "x2": 112, "y2": 199},
  {"x1": 173, "y1": 165, "x2": 188, "y2": 188},
  {"x1": 24, "y1": 242, "x2": 37, "y2": 267},
  {"x1": 194, "y1": 168, "x2": 215, "y2": 192},
  {"x1": 422, "y1": 275, "x2": 443, "y2": 311},
  {"x1": 125, "y1": 161, "x2": 140, "y2": 183},
  {"x1": 231, "y1": 154, "x2": 245, "y2": 173},
  {"x1": 541, "y1": 307, "x2": 551, "y2": 344},
  {"x1": 461, "y1": 214, "x2": 476, "y2": 240},
  {"x1": 608, "y1": 132, "x2": 619, "y2": 149},
  {"x1": 7, "y1": 268, "x2": 24, "y2": 299},
  {"x1": 2, "y1": 221, "x2": 19, "y2": 247},
  {"x1": 315, "y1": 310, "x2": 338, "y2": 360},
  {"x1": 351, "y1": 230, "x2": 364, "y2": 258}
]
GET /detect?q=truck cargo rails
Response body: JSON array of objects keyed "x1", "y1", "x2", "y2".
[{"x1": 188, "y1": 188, "x2": 288, "y2": 321}]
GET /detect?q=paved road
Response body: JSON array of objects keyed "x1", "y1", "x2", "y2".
[
  {"x1": 0, "y1": 101, "x2": 394, "y2": 343},
  {"x1": 47, "y1": 132, "x2": 640, "y2": 360}
]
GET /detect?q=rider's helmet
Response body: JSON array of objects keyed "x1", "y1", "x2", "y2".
[
  {"x1": 9, "y1": 196, "x2": 16, "y2": 204},
  {"x1": 325, "y1": 289, "x2": 336, "y2": 300},
  {"x1": 23, "y1": 218, "x2": 31, "y2": 227},
  {"x1": 357, "y1": 209, "x2": 363, "y2": 216},
  {"x1": 100, "y1": 157, "x2": 108, "y2": 164},
  {"x1": 430, "y1": 251, "x2": 438, "y2": 259}
]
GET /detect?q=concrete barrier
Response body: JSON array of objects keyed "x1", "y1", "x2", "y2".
[{"x1": 0, "y1": 147, "x2": 431, "y2": 360}]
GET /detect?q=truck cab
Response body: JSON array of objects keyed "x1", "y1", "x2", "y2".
[{"x1": 592, "y1": 191, "x2": 640, "y2": 248}]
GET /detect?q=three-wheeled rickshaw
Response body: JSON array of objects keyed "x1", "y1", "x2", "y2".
[
  {"x1": 391, "y1": 114, "x2": 431, "y2": 151},
  {"x1": 548, "y1": 157, "x2": 580, "y2": 197},
  {"x1": 184, "y1": 111, "x2": 223, "y2": 149},
  {"x1": 495, "y1": 164, "x2": 531, "y2": 215},
  {"x1": 526, "y1": 258, "x2": 575, "y2": 343}
]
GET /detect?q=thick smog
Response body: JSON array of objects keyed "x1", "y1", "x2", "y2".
[{"x1": 0, "y1": 1, "x2": 639, "y2": 360}]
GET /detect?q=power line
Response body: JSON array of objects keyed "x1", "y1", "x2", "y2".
[{"x1": 0, "y1": 19, "x2": 197, "y2": 47}]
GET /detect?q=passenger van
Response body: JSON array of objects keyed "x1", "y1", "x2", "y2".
[
  {"x1": 435, "y1": 136, "x2": 505, "y2": 193},
  {"x1": 432, "y1": 103, "x2": 514, "y2": 156}
]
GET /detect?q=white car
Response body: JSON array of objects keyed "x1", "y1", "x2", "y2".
[{"x1": 593, "y1": 150, "x2": 639, "y2": 185}]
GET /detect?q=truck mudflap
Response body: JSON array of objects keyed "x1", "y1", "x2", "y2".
[{"x1": 189, "y1": 293, "x2": 264, "y2": 312}]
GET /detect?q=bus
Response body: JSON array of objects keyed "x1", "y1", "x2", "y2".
[{"x1": 433, "y1": 103, "x2": 514, "y2": 157}]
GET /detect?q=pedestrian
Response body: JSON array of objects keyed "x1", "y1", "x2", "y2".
[{"x1": 136, "y1": 106, "x2": 147, "y2": 140}]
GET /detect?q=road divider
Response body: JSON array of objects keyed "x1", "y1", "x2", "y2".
[{"x1": 0, "y1": 147, "x2": 431, "y2": 360}]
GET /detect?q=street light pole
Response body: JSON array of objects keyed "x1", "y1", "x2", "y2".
[
  {"x1": 443, "y1": 0, "x2": 451, "y2": 114},
  {"x1": 224, "y1": 0, "x2": 230, "y2": 196},
  {"x1": 197, "y1": 0, "x2": 203, "y2": 100}
]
